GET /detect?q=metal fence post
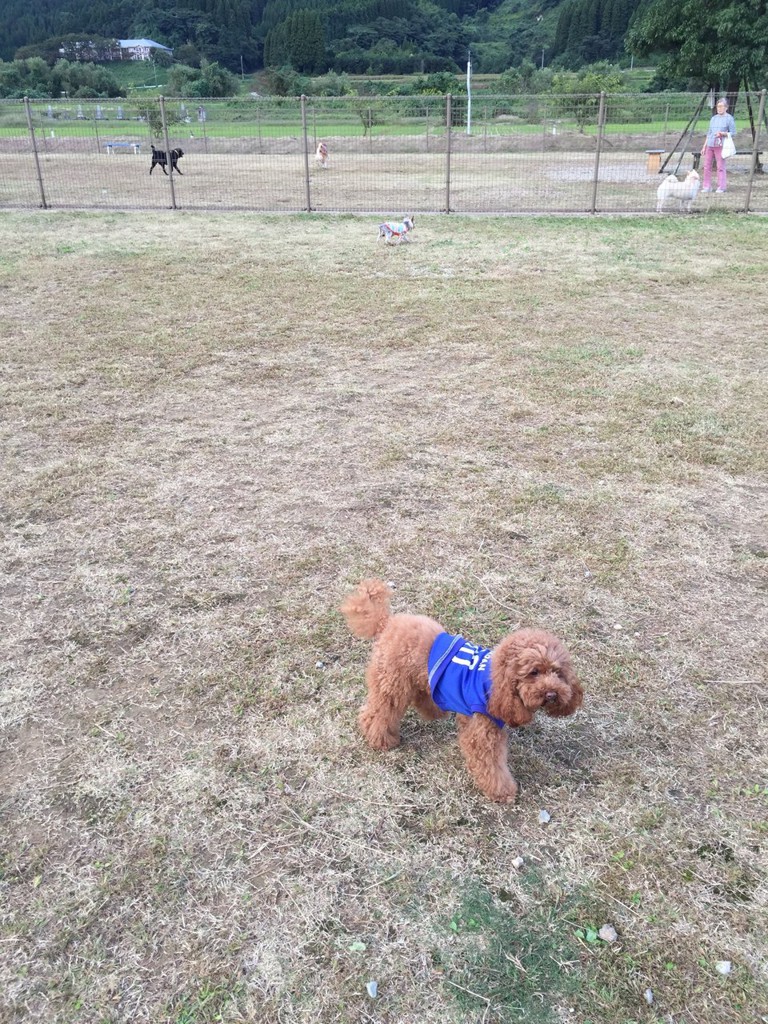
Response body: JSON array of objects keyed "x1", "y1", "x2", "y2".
[
  {"x1": 159, "y1": 95, "x2": 178, "y2": 210},
  {"x1": 744, "y1": 89, "x2": 766, "y2": 213},
  {"x1": 590, "y1": 91, "x2": 606, "y2": 214},
  {"x1": 301, "y1": 95, "x2": 312, "y2": 212},
  {"x1": 445, "y1": 93, "x2": 452, "y2": 213},
  {"x1": 24, "y1": 96, "x2": 48, "y2": 209}
]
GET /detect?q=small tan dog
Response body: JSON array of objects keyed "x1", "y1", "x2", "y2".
[
  {"x1": 315, "y1": 141, "x2": 329, "y2": 168},
  {"x1": 341, "y1": 579, "x2": 583, "y2": 803},
  {"x1": 656, "y1": 169, "x2": 700, "y2": 212}
]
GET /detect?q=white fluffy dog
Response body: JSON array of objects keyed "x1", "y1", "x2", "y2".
[
  {"x1": 656, "y1": 170, "x2": 700, "y2": 213},
  {"x1": 315, "y1": 141, "x2": 329, "y2": 168}
]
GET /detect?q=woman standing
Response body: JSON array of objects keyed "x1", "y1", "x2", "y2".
[{"x1": 701, "y1": 97, "x2": 737, "y2": 193}]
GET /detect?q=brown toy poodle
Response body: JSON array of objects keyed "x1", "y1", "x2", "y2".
[{"x1": 341, "y1": 578, "x2": 583, "y2": 803}]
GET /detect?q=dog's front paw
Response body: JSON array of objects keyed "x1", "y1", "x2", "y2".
[
  {"x1": 359, "y1": 707, "x2": 400, "y2": 751},
  {"x1": 485, "y1": 779, "x2": 519, "y2": 804}
]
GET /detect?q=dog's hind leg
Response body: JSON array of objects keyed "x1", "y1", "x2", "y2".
[
  {"x1": 358, "y1": 662, "x2": 411, "y2": 751},
  {"x1": 457, "y1": 714, "x2": 518, "y2": 803}
]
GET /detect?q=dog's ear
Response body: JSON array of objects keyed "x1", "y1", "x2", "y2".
[
  {"x1": 546, "y1": 661, "x2": 583, "y2": 718},
  {"x1": 487, "y1": 636, "x2": 534, "y2": 727}
]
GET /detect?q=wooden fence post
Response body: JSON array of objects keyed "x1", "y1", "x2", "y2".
[
  {"x1": 301, "y1": 95, "x2": 312, "y2": 212},
  {"x1": 590, "y1": 91, "x2": 606, "y2": 214},
  {"x1": 744, "y1": 89, "x2": 766, "y2": 213},
  {"x1": 24, "y1": 97, "x2": 48, "y2": 209},
  {"x1": 445, "y1": 93, "x2": 452, "y2": 213},
  {"x1": 159, "y1": 95, "x2": 178, "y2": 210}
]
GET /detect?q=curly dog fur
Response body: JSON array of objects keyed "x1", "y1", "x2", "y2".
[{"x1": 341, "y1": 578, "x2": 583, "y2": 803}]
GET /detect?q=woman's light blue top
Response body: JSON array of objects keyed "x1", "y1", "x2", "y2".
[{"x1": 706, "y1": 112, "x2": 736, "y2": 147}]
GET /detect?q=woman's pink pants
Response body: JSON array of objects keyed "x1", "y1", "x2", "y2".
[{"x1": 701, "y1": 145, "x2": 727, "y2": 190}]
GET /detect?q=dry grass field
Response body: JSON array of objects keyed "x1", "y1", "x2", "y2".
[{"x1": 1, "y1": 210, "x2": 767, "y2": 1024}]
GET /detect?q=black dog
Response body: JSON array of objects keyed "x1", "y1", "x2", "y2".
[{"x1": 149, "y1": 146, "x2": 184, "y2": 176}]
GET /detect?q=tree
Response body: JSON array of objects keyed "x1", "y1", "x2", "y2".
[
  {"x1": 553, "y1": 0, "x2": 642, "y2": 64},
  {"x1": 311, "y1": 70, "x2": 353, "y2": 95},
  {"x1": 352, "y1": 98, "x2": 386, "y2": 135},
  {"x1": 627, "y1": 0, "x2": 768, "y2": 96},
  {"x1": 0, "y1": 56, "x2": 124, "y2": 99},
  {"x1": 265, "y1": 9, "x2": 325, "y2": 74},
  {"x1": 197, "y1": 58, "x2": 239, "y2": 95},
  {"x1": 174, "y1": 43, "x2": 202, "y2": 68},
  {"x1": 0, "y1": 57, "x2": 51, "y2": 98},
  {"x1": 411, "y1": 71, "x2": 459, "y2": 94},
  {"x1": 551, "y1": 62, "x2": 623, "y2": 130},
  {"x1": 134, "y1": 101, "x2": 185, "y2": 139},
  {"x1": 263, "y1": 64, "x2": 308, "y2": 96},
  {"x1": 152, "y1": 48, "x2": 174, "y2": 69},
  {"x1": 166, "y1": 58, "x2": 238, "y2": 97}
]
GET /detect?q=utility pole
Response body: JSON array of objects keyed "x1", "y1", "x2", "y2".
[{"x1": 466, "y1": 48, "x2": 472, "y2": 135}]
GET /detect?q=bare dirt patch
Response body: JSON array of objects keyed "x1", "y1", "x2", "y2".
[{"x1": 1, "y1": 212, "x2": 766, "y2": 1023}]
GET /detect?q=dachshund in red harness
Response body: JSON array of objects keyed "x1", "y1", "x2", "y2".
[{"x1": 377, "y1": 215, "x2": 415, "y2": 245}]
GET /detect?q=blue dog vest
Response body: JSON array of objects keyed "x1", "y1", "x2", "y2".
[{"x1": 427, "y1": 633, "x2": 504, "y2": 727}]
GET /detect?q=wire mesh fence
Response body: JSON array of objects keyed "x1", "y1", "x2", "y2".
[{"x1": 1, "y1": 91, "x2": 765, "y2": 214}]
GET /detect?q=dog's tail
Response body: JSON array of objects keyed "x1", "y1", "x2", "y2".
[{"x1": 340, "y1": 578, "x2": 392, "y2": 638}]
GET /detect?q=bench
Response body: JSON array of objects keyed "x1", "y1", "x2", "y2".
[
  {"x1": 691, "y1": 149, "x2": 763, "y2": 173},
  {"x1": 104, "y1": 142, "x2": 141, "y2": 155}
]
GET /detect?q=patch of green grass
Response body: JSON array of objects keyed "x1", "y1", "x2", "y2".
[
  {"x1": 650, "y1": 411, "x2": 760, "y2": 471},
  {"x1": 169, "y1": 979, "x2": 245, "y2": 1024},
  {"x1": 440, "y1": 878, "x2": 582, "y2": 1023},
  {"x1": 542, "y1": 343, "x2": 645, "y2": 366},
  {"x1": 98, "y1": 60, "x2": 170, "y2": 93},
  {"x1": 510, "y1": 484, "x2": 568, "y2": 511}
]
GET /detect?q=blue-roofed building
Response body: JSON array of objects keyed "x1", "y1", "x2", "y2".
[{"x1": 118, "y1": 39, "x2": 173, "y2": 61}]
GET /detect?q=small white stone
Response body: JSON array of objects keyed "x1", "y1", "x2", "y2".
[
  {"x1": 715, "y1": 961, "x2": 732, "y2": 976},
  {"x1": 598, "y1": 924, "x2": 618, "y2": 943},
  {"x1": 538, "y1": 809, "x2": 551, "y2": 824},
  {"x1": 614, "y1": 623, "x2": 622, "y2": 630},
  {"x1": 644, "y1": 988, "x2": 654, "y2": 1005},
  {"x1": 315, "y1": 660, "x2": 325, "y2": 669},
  {"x1": 366, "y1": 980, "x2": 378, "y2": 998},
  {"x1": 511, "y1": 856, "x2": 524, "y2": 869}
]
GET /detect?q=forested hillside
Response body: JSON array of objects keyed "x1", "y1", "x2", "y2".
[
  {"x1": 551, "y1": 0, "x2": 642, "y2": 67},
  {"x1": 0, "y1": 0, "x2": 640, "y2": 73}
]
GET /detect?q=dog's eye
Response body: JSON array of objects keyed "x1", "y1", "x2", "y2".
[{"x1": 528, "y1": 668, "x2": 539, "y2": 677}]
